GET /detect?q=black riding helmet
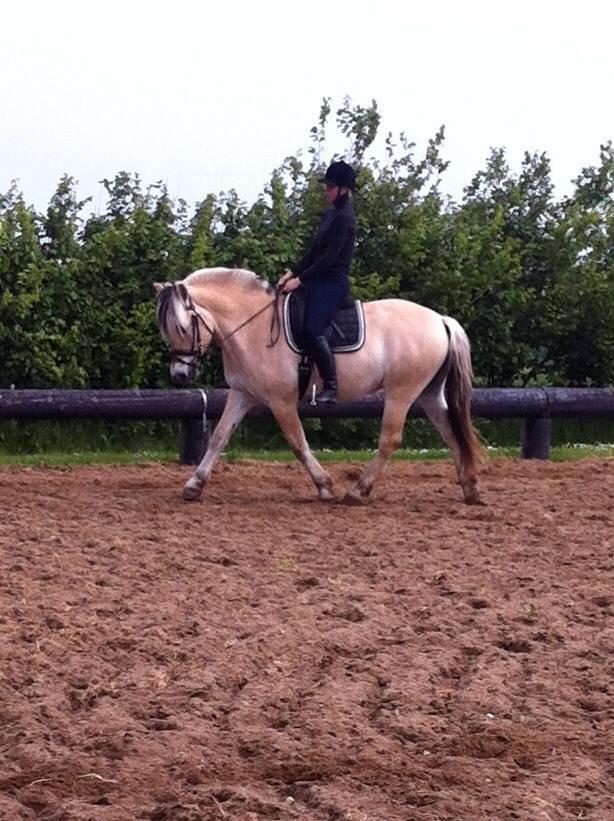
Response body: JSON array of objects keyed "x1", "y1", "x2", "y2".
[{"x1": 321, "y1": 160, "x2": 356, "y2": 190}]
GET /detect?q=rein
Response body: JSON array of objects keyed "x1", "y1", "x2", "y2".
[
  {"x1": 169, "y1": 288, "x2": 282, "y2": 363},
  {"x1": 217, "y1": 288, "x2": 281, "y2": 347}
]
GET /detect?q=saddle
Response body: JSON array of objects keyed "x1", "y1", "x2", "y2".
[{"x1": 283, "y1": 287, "x2": 366, "y2": 400}]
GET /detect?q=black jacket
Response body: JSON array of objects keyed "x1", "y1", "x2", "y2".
[{"x1": 291, "y1": 194, "x2": 356, "y2": 286}]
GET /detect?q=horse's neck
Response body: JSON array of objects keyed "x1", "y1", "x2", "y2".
[{"x1": 195, "y1": 281, "x2": 269, "y2": 338}]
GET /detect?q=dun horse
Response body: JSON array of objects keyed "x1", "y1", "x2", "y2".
[{"x1": 154, "y1": 268, "x2": 483, "y2": 504}]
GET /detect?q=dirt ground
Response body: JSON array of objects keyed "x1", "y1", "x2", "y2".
[{"x1": 0, "y1": 457, "x2": 613, "y2": 821}]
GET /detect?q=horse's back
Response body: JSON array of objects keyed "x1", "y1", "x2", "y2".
[
  {"x1": 362, "y1": 297, "x2": 448, "y2": 346},
  {"x1": 364, "y1": 296, "x2": 441, "y2": 320}
]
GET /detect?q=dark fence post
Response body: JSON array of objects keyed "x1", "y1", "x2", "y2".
[
  {"x1": 179, "y1": 418, "x2": 208, "y2": 465},
  {"x1": 521, "y1": 417, "x2": 552, "y2": 459},
  {"x1": 179, "y1": 389, "x2": 209, "y2": 465},
  {"x1": 520, "y1": 388, "x2": 551, "y2": 459}
]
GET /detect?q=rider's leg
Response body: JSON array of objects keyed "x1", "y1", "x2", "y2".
[
  {"x1": 303, "y1": 278, "x2": 348, "y2": 404},
  {"x1": 310, "y1": 335, "x2": 337, "y2": 403}
]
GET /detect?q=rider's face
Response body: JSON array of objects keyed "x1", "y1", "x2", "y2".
[
  {"x1": 324, "y1": 183, "x2": 349, "y2": 205},
  {"x1": 324, "y1": 183, "x2": 339, "y2": 205}
]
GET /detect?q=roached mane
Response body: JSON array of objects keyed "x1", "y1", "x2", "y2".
[{"x1": 185, "y1": 267, "x2": 273, "y2": 293}]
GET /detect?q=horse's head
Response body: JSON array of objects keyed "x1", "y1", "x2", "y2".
[{"x1": 154, "y1": 281, "x2": 216, "y2": 386}]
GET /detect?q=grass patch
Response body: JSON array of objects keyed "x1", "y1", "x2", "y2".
[
  {"x1": 0, "y1": 450, "x2": 177, "y2": 468},
  {"x1": 0, "y1": 444, "x2": 611, "y2": 468},
  {"x1": 223, "y1": 447, "x2": 455, "y2": 463},
  {"x1": 548, "y1": 443, "x2": 614, "y2": 461},
  {"x1": 222, "y1": 444, "x2": 614, "y2": 463}
]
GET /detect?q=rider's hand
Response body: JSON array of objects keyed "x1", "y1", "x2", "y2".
[
  {"x1": 282, "y1": 277, "x2": 301, "y2": 294},
  {"x1": 276, "y1": 269, "x2": 295, "y2": 291}
]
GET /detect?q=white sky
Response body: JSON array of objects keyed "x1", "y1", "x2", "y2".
[{"x1": 1, "y1": 0, "x2": 613, "y2": 214}]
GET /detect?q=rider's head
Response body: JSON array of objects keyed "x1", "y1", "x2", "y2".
[{"x1": 321, "y1": 160, "x2": 356, "y2": 205}]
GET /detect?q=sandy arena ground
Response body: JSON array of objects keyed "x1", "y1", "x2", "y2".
[{"x1": 0, "y1": 457, "x2": 613, "y2": 820}]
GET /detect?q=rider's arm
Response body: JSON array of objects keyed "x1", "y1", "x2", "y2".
[{"x1": 290, "y1": 242, "x2": 317, "y2": 279}]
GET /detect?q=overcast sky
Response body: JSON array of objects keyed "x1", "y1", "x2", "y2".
[{"x1": 2, "y1": 0, "x2": 613, "y2": 214}]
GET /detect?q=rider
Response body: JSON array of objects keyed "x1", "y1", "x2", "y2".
[{"x1": 277, "y1": 160, "x2": 356, "y2": 404}]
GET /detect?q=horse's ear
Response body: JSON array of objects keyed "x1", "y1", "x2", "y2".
[
  {"x1": 154, "y1": 281, "x2": 174, "y2": 295},
  {"x1": 177, "y1": 283, "x2": 189, "y2": 301}
]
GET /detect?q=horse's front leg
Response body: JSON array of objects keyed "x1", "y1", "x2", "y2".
[
  {"x1": 182, "y1": 389, "x2": 257, "y2": 501},
  {"x1": 270, "y1": 400, "x2": 335, "y2": 501}
]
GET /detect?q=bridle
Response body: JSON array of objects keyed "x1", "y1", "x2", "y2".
[
  {"x1": 168, "y1": 288, "x2": 282, "y2": 366},
  {"x1": 168, "y1": 291, "x2": 216, "y2": 367}
]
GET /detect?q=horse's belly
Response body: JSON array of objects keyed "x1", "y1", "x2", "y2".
[{"x1": 337, "y1": 343, "x2": 388, "y2": 399}]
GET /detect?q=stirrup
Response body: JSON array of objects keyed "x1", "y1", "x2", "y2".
[{"x1": 316, "y1": 387, "x2": 337, "y2": 404}]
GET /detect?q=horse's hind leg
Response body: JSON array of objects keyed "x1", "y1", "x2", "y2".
[
  {"x1": 344, "y1": 390, "x2": 415, "y2": 504},
  {"x1": 270, "y1": 400, "x2": 335, "y2": 501},
  {"x1": 419, "y1": 386, "x2": 480, "y2": 504}
]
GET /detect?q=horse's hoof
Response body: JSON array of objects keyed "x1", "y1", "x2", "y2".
[
  {"x1": 318, "y1": 487, "x2": 336, "y2": 502},
  {"x1": 464, "y1": 492, "x2": 485, "y2": 506},
  {"x1": 182, "y1": 483, "x2": 203, "y2": 502},
  {"x1": 342, "y1": 492, "x2": 366, "y2": 506}
]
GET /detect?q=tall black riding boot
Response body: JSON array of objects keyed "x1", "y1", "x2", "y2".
[{"x1": 311, "y1": 335, "x2": 337, "y2": 403}]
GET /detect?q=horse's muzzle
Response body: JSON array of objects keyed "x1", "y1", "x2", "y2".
[
  {"x1": 170, "y1": 363, "x2": 197, "y2": 386},
  {"x1": 171, "y1": 371, "x2": 190, "y2": 386}
]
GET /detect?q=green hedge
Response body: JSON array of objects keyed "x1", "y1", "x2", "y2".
[{"x1": 1, "y1": 98, "x2": 613, "y2": 400}]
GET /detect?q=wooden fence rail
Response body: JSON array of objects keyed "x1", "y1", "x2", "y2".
[{"x1": 1, "y1": 387, "x2": 613, "y2": 463}]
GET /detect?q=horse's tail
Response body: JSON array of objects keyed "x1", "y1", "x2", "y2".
[{"x1": 441, "y1": 316, "x2": 484, "y2": 477}]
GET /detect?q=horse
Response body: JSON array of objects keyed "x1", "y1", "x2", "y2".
[{"x1": 154, "y1": 267, "x2": 483, "y2": 505}]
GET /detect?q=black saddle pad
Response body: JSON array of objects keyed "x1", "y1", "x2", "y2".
[{"x1": 284, "y1": 288, "x2": 365, "y2": 354}]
